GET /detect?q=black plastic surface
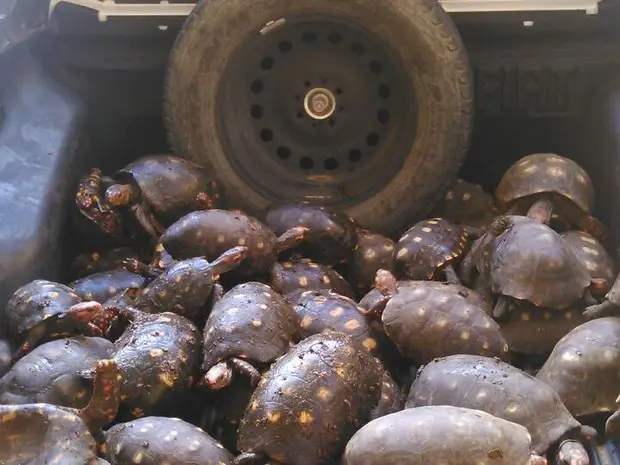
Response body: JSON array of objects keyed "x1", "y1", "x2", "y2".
[{"x1": 0, "y1": 0, "x2": 48, "y2": 55}]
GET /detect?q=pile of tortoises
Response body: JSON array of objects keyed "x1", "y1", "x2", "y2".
[{"x1": 1, "y1": 151, "x2": 619, "y2": 465}]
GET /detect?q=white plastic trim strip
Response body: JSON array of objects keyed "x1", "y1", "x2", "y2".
[{"x1": 48, "y1": 0, "x2": 601, "y2": 22}]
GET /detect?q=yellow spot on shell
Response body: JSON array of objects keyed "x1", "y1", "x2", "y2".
[
  {"x1": 299, "y1": 276, "x2": 308, "y2": 287},
  {"x1": 48, "y1": 292, "x2": 60, "y2": 299},
  {"x1": 583, "y1": 246, "x2": 600, "y2": 256},
  {"x1": 188, "y1": 440, "x2": 201, "y2": 451},
  {"x1": 397, "y1": 248, "x2": 408, "y2": 259},
  {"x1": 580, "y1": 235, "x2": 597, "y2": 244},
  {"x1": 216, "y1": 234, "x2": 225, "y2": 244},
  {"x1": 238, "y1": 237, "x2": 247, "y2": 246},
  {"x1": 149, "y1": 349, "x2": 164, "y2": 357},
  {"x1": 364, "y1": 249, "x2": 377, "y2": 260},
  {"x1": 413, "y1": 236, "x2": 422, "y2": 243},
  {"x1": 462, "y1": 192, "x2": 472, "y2": 201},
  {"x1": 330, "y1": 307, "x2": 344, "y2": 317},
  {"x1": 436, "y1": 318, "x2": 447, "y2": 329},
  {"x1": 250, "y1": 399, "x2": 259, "y2": 411},
  {"x1": 547, "y1": 166, "x2": 564, "y2": 177},
  {"x1": 520, "y1": 312, "x2": 531, "y2": 321},
  {"x1": 344, "y1": 319, "x2": 361, "y2": 330},
  {"x1": 256, "y1": 240, "x2": 264, "y2": 249},
  {"x1": 523, "y1": 165, "x2": 538, "y2": 174},
  {"x1": 84, "y1": 292, "x2": 93, "y2": 301},
  {"x1": 506, "y1": 402, "x2": 519, "y2": 413},
  {"x1": 114, "y1": 443, "x2": 122, "y2": 454},
  {"x1": 159, "y1": 373, "x2": 175, "y2": 388},
  {"x1": 543, "y1": 312, "x2": 551, "y2": 320},
  {"x1": 482, "y1": 341, "x2": 490, "y2": 350},
  {"x1": 317, "y1": 388, "x2": 331, "y2": 400},
  {"x1": 362, "y1": 338, "x2": 377, "y2": 350},
  {"x1": 586, "y1": 261, "x2": 598, "y2": 271},
  {"x1": 174, "y1": 275, "x2": 182, "y2": 283},
  {"x1": 267, "y1": 411, "x2": 281, "y2": 422},
  {"x1": 460, "y1": 331, "x2": 470, "y2": 340},
  {"x1": 445, "y1": 191, "x2": 453, "y2": 200},
  {"x1": 300, "y1": 315, "x2": 313, "y2": 329},
  {"x1": 299, "y1": 411, "x2": 314, "y2": 424},
  {"x1": 252, "y1": 320, "x2": 262, "y2": 327},
  {"x1": 422, "y1": 227, "x2": 433, "y2": 233},
  {"x1": 133, "y1": 452, "x2": 144, "y2": 463}
]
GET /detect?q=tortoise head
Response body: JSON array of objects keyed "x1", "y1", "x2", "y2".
[
  {"x1": 201, "y1": 362, "x2": 233, "y2": 390},
  {"x1": 105, "y1": 184, "x2": 136, "y2": 207}
]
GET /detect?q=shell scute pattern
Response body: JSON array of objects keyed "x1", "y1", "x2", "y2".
[
  {"x1": 271, "y1": 259, "x2": 354, "y2": 298},
  {"x1": 69, "y1": 269, "x2": 148, "y2": 304}
]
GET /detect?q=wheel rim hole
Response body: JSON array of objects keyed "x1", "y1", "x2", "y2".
[
  {"x1": 348, "y1": 149, "x2": 362, "y2": 163},
  {"x1": 278, "y1": 41, "x2": 293, "y2": 53},
  {"x1": 260, "y1": 56, "x2": 275, "y2": 71},
  {"x1": 297, "y1": 112, "x2": 304, "y2": 119},
  {"x1": 378, "y1": 84, "x2": 391, "y2": 99},
  {"x1": 366, "y1": 133, "x2": 380, "y2": 147},
  {"x1": 250, "y1": 105, "x2": 264, "y2": 119},
  {"x1": 335, "y1": 88, "x2": 343, "y2": 95},
  {"x1": 351, "y1": 42, "x2": 365, "y2": 55},
  {"x1": 277, "y1": 146, "x2": 291, "y2": 160},
  {"x1": 324, "y1": 158, "x2": 339, "y2": 170},
  {"x1": 304, "y1": 80, "x2": 312, "y2": 88},
  {"x1": 339, "y1": 106, "x2": 345, "y2": 112},
  {"x1": 328, "y1": 119, "x2": 336, "y2": 127},
  {"x1": 369, "y1": 60, "x2": 383, "y2": 75},
  {"x1": 260, "y1": 129, "x2": 274, "y2": 142},
  {"x1": 251, "y1": 80, "x2": 264, "y2": 94},
  {"x1": 302, "y1": 31, "x2": 317, "y2": 43},
  {"x1": 377, "y1": 109, "x2": 390, "y2": 124},
  {"x1": 300, "y1": 157, "x2": 314, "y2": 169},
  {"x1": 327, "y1": 32, "x2": 343, "y2": 44}
]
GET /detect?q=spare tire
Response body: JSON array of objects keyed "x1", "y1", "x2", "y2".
[{"x1": 164, "y1": 0, "x2": 473, "y2": 235}]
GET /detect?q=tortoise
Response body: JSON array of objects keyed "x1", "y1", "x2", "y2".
[
  {"x1": 536, "y1": 318, "x2": 620, "y2": 426},
  {"x1": 0, "y1": 336, "x2": 114, "y2": 408},
  {"x1": 560, "y1": 230, "x2": 616, "y2": 299},
  {"x1": 161, "y1": 209, "x2": 307, "y2": 280},
  {"x1": 584, "y1": 273, "x2": 620, "y2": 319},
  {"x1": 234, "y1": 330, "x2": 403, "y2": 465},
  {"x1": 270, "y1": 258, "x2": 354, "y2": 298},
  {"x1": 2, "y1": 280, "x2": 119, "y2": 361},
  {"x1": 407, "y1": 354, "x2": 596, "y2": 465},
  {"x1": 500, "y1": 301, "x2": 586, "y2": 358},
  {"x1": 124, "y1": 246, "x2": 248, "y2": 325},
  {"x1": 103, "y1": 416, "x2": 233, "y2": 465},
  {"x1": 0, "y1": 358, "x2": 120, "y2": 465},
  {"x1": 394, "y1": 218, "x2": 468, "y2": 284},
  {"x1": 200, "y1": 282, "x2": 299, "y2": 390},
  {"x1": 0, "y1": 340, "x2": 10, "y2": 378},
  {"x1": 287, "y1": 289, "x2": 380, "y2": 355},
  {"x1": 68, "y1": 268, "x2": 149, "y2": 303},
  {"x1": 346, "y1": 228, "x2": 395, "y2": 296},
  {"x1": 107, "y1": 307, "x2": 202, "y2": 419},
  {"x1": 71, "y1": 247, "x2": 145, "y2": 279},
  {"x1": 495, "y1": 153, "x2": 606, "y2": 241},
  {"x1": 76, "y1": 167, "x2": 124, "y2": 237},
  {"x1": 429, "y1": 178, "x2": 499, "y2": 238},
  {"x1": 77, "y1": 155, "x2": 221, "y2": 239},
  {"x1": 362, "y1": 270, "x2": 508, "y2": 364},
  {"x1": 263, "y1": 202, "x2": 358, "y2": 266},
  {"x1": 460, "y1": 215, "x2": 594, "y2": 319},
  {"x1": 342, "y1": 405, "x2": 547, "y2": 465}
]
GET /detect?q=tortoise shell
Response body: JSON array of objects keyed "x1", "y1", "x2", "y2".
[
  {"x1": 116, "y1": 154, "x2": 220, "y2": 224},
  {"x1": 430, "y1": 178, "x2": 498, "y2": 231},
  {"x1": 271, "y1": 259, "x2": 354, "y2": 298},
  {"x1": 263, "y1": 202, "x2": 357, "y2": 266},
  {"x1": 69, "y1": 268, "x2": 148, "y2": 303},
  {"x1": 112, "y1": 312, "x2": 201, "y2": 419},
  {"x1": 104, "y1": 416, "x2": 233, "y2": 465},
  {"x1": 202, "y1": 282, "x2": 299, "y2": 371},
  {"x1": 0, "y1": 336, "x2": 114, "y2": 408},
  {"x1": 343, "y1": 406, "x2": 534, "y2": 465},
  {"x1": 347, "y1": 228, "x2": 395, "y2": 295},
  {"x1": 500, "y1": 302, "x2": 586, "y2": 356},
  {"x1": 381, "y1": 281, "x2": 508, "y2": 363},
  {"x1": 288, "y1": 289, "x2": 380, "y2": 355},
  {"x1": 560, "y1": 230, "x2": 616, "y2": 295},
  {"x1": 475, "y1": 216, "x2": 591, "y2": 309},
  {"x1": 0, "y1": 340, "x2": 10, "y2": 378},
  {"x1": 3, "y1": 280, "x2": 82, "y2": 343},
  {"x1": 161, "y1": 210, "x2": 282, "y2": 278},
  {"x1": 394, "y1": 218, "x2": 467, "y2": 280},
  {"x1": 406, "y1": 354, "x2": 583, "y2": 455},
  {"x1": 236, "y1": 331, "x2": 402, "y2": 465},
  {"x1": 495, "y1": 153, "x2": 594, "y2": 215},
  {"x1": 536, "y1": 317, "x2": 620, "y2": 418},
  {"x1": 71, "y1": 247, "x2": 144, "y2": 279}
]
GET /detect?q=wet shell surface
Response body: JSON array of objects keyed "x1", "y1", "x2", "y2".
[
  {"x1": 69, "y1": 268, "x2": 148, "y2": 303},
  {"x1": 560, "y1": 230, "x2": 616, "y2": 295},
  {"x1": 495, "y1": 153, "x2": 594, "y2": 214},
  {"x1": 536, "y1": 317, "x2": 620, "y2": 418},
  {"x1": 394, "y1": 218, "x2": 468, "y2": 280},
  {"x1": 430, "y1": 178, "x2": 498, "y2": 229},
  {"x1": 112, "y1": 312, "x2": 201, "y2": 418},
  {"x1": 271, "y1": 259, "x2": 354, "y2": 297},
  {"x1": 263, "y1": 202, "x2": 357, "y2": 266},
  {"x1": 3, "y1": 280, "x2": 82, "y2": 341},
  {"x1": 0, "y1": 336, "x2": 114, "y2": 408},
  {"x1": 476, "y1": 216, "x2": 591, "y2": 309},
  {"x1": 381, "y1": 281, "x2": 509, "y2": 363},
  {"x1": 342, "y1": 405, "x2": 534, "y2": 465},
  {"x1": 104, "y1": 416, "x2": 233, "y2": 465},
  {"x1": 500, "y1": 302, "x2": 586, "y2": 355},
  {"x1": 289, "y1": 289, "x2": 379, "y2": 354},
  {"x1": 237, "y1": 331, "x2": 402, "y2": 465},
  {"x1": 0, "y1": 403, "x2": 98, "y2": 465},
  {"x1": 161, "y1": 210, "x2": 277, "y2": 277},
  {"x1": 406, "y1": 354, "x2": 582, "y2": 454},
  {"x1": 347, "y1": 229, "x2": 395, "y2": 295},
  {"x1": 202, "y1": 282, "x2": 299, "y2": 370},
  {"x1": 71, "y1": 247, "x2": 143, "y2": 279}
]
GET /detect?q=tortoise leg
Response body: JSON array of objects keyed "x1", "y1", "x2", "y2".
[
  {"x1": 462, "y1": 224, "x2": 485, "y2": 239},
  {"x1": 130, "y1": 202, "x2": 165, "y2": 240},
  {"x1": 274, "y1": 226, "x2": 309, "y2": 254},
  {"x1": 459, "y1": 250, "x2": 477, "y2": 286},
  {"x1": 583, "y1": 300, "x2": 619, "y2": 320},
  {"x1": 123, "y1": 257, "x2": 163, "y2": 278},
  {"x1": 526, "y1": 197, "x2": 554, "y2": 225},
  {"x1": 531, "y1": 454, "x2": 548, "y2": 465},
  {"x1": 443, "y1": 264, "x2": 461, "y2": 284},
  {"x1": 492, "y1": 295, "x2": 512, "y2": 320},
  {"x1": 84, "y1": 322, "x2": 104, "y2": 337},
  {"x1": 233, "y1": 452, "x2": 264, "y2": 465},
  {"x1": 211, "y1": 283, "x2": 225, "y2": 306},
  {"x1": 555, "y1": 439, "x2": 590, "y2": 465},
  {"x1": 230, "y1": 358, "x2": 261, "y2": 387},
  {"x1": 195, "y1": 192, "x2": 214, "y2": 210},
  {"x1": 581, "y1": 288, "x2": 598, "y2": 307}
]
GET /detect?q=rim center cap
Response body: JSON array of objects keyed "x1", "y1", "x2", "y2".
[{"x1": 303, "y1": 87, "x2": 336, "y2": 120}]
